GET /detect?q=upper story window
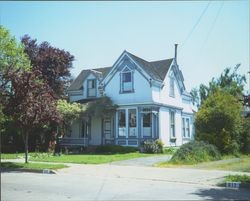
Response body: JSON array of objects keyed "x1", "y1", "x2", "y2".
[
  {"x1": 121, "y1": 67, "x2": 133, "y2": 93},
  {"x1": 87, "y1": 79, "x2": 96, "y2": 97},
  {"x1": 169, "y1": 77, "x2": 175, "y2": 97}
]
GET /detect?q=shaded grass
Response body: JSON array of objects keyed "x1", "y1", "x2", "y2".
[
  {"x1": 1, "y1": 153, "x2": 25, "y2": 159},
  {"x1": 29, "y1": 152, "x2": 158, "y2": 164},
  {"x1": 158, "y1": 155, "x2": 250, "y2": 172},
  {"x1": 1, "y1": 162, "x2": 67, "y2": 170}
]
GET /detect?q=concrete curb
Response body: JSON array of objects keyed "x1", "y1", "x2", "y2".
[{"x1": 1, "y1": 167, "x2": 57, "y2": 174}]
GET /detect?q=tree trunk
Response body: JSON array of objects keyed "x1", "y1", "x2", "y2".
[{"x1": 24, "y1": 133, "x2": 29, "y2": 163}]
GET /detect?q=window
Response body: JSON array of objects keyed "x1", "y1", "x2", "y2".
[
  {"x1": 118, "y1": 110, "x2": 126, "y2": 137},
  {"x1": 170, "y1": 111, "x2": 175, "y2": 138},
  {"x1": 182, "y1": 117, "x2": 190, "y2": 138},
  {"x1": 169, "y1": 77, "x2": 175, "y2": 97},
  {"x1": 81, "y1": 120, "x2": 90, "y2": 138},
  {"x1": 121, "y1": 67, "x2": 133, "y2": 93},
  {"x1": 186, "y1": 118, "x2": 190, "y2": 137},
  {"x1": 182, "y1": 118, "x2": 186, "y2": 137},
  {"x1": 87, "y1": 79, "x2": 96, "y2": 97},
  {"x1": 128, "y1": 109, "x2": 137, "y2": 137},
  {"x1": 143, "y1": 112, "x2": 152, "y2": 137}
]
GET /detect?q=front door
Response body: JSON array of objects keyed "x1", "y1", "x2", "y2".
[{"x1": 103, "y1": 117, "x2": 114, "y2": 144}]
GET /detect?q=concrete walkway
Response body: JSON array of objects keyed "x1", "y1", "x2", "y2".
[{"x1": 110, "y1": 155, "x2": 172, "y2": 166}]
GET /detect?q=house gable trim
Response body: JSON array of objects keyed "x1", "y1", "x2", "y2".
[{"x1": 101, "y1": 51, "x2": 155, "y2": 87}]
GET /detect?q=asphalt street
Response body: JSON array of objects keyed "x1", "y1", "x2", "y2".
[{"x1": 2, "y1": 164, "x2": 250, "y2": 201}]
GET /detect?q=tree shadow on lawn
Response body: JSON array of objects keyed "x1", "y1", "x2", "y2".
[{"x1": 192, "y1": 187, "x2": 250, "y2": 200}]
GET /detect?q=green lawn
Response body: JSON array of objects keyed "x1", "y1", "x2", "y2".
[
  {"x1": 1, "y1": 162, "x2": 67, "y2": 170},
  {"x1": 158, "y1": 155, "x2": 250, "y2": 172},
  {"x1": 30, "y1": 152, "x2": 159, "y2": 164},
  {"x1": 1, "y1": 153, "x2": 25, "y2": 159},
  {"x1": 1, "y1": 152, "x2": 163, "y2": 164}
]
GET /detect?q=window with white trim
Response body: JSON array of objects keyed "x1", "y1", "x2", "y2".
[
  {"x1": 87, "y1": 79, "x2": 96, "y2": 97},
  {"x1": 182, "y1": 117, "x2": 190, "y2": 138},
  {"x1": 121, "y1": 67, "x2": 133, "y2": 93},
  {"x1": 118, "y1": 110, "x2": 126, "y2": 137},
  {"x1": 170, "y1": 111, "x2": 175, "y2": 138}
]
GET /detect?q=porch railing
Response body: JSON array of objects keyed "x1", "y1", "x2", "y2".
[{"x1": 59, "y1": 137, "x2": 88, "y2": 147}]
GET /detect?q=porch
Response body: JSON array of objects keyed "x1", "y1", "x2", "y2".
[{"x1": 60, "y1": 105, "x2": 160, "y2": 148}]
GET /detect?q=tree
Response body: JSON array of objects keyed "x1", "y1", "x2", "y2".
[
  {"x1": 195, "y1": 90, "x2": 242, "y2": 154},
  {"x1": 83, "y1": 96, "x2": 118, "y2": 118},
  {"x1": 0, "y1": 26, "x2": 31, "y2": 127},
  {"x1": 57, "y1": 99, "x2": 84, "y2": 135},
  {"x1": 191, "y1": 64, "x2": 246, "y2": 106},
  {"x1": 4, "y1": 69, "x2": 60, "y2": 163},
  {"x1": 21, "y1": 35, "x2": 74, "y2": 97}
]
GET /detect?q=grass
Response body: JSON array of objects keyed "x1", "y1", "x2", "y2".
[
  {"x1": 1, "y1": 153, "x2": 25, "y2": 159},
  {"x1": 219, "y1": 174, "x2": 250, "y2": 189},
  {"x1": 29, "y1": 152, "x2": 160, "y2": 164},
  {"x1": 1, "y1": 152, "x2": 165, "y2": 164},
  {"x1": 1, "y1": 162, "x2": 67, "y2": 170},
  {"x1": 158, "y1": 154, "x2": 250, "y2": 172}
]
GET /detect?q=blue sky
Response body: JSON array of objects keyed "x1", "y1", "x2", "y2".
[{"x1": 0, "y1": 1, "x2": 249, "y2": 92}]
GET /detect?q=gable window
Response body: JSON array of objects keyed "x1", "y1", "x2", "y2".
[
  {"x1": 169, "y1": 77, "x2": 175, "y2": 97},
  {"x1": 87, "y1": 79, "x2": 96, "y2": 97},
  {"x1": 121, "y1": 67, "x2": 133, "y2": 93},
  {"x1": 170, "y1": 111, "x2": 175, "y2": 138}
]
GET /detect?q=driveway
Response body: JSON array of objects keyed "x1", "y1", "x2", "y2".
[{"x1": 110, "y1": 154, "x2": 172, "y2": 166}]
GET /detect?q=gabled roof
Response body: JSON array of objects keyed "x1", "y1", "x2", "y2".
[
  {"x1": 68, "y1": 67, "x2": 112, "y2": 91},
  {"x1": 68, "y1": 51, "x2": 174, "y2": 91},
  {"x1": 126, "y1": 52, "x2": 174, "y2": 81}
]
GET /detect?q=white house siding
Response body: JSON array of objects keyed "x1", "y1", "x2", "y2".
[
  {"x1": 104, "y1": 67, "x2": 152, "y2": 105},
  {"x1": 89, "y1": 116, "x2": 102, "y2": 145},
  {"x1": 153, "y1": 67, "x2": 182, "y2": 108},
  {"x1": 69, "y1": 73, "x2": 100, "y2": 102},
  {"x1": 158, "y1": 107, "x2": 169, "y2": 146},
  {"x1": 158, "y1": 107, "x2": 184, "y2": 147}
]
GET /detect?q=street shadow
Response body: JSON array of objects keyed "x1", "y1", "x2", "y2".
[{"x1": 192, "y1": 187, "x2": 250, "y2": 200}]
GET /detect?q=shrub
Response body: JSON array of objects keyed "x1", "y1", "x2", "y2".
[
  {"x1": 95, "y1": 145, "x2": 138, "y2": 154},
  {"x1": 195, "y1": 91, "x2": 242, "y2": 154},
  {"x1": 170, "y1": 141, "x2": 221, "y2": 164},
  {"x1": 140, "y1": 139, "x2": 164, "y2": 153},
  {"x1": 163, "y1": 147, "x2": 178, "y2": 154},
  {"x1": 240, "y1": 118, "x2": 250, "y2": 154}
]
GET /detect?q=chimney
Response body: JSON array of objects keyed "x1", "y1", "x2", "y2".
[{"x1": 174, "y1": 44, "x2": 178, "y2": 61}]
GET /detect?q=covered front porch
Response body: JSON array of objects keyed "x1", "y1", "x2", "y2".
[{"x1": 60, "y1": 106, "x2": 160, "y2": 148}]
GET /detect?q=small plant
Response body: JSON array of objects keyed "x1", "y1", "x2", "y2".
[
  {"x1": 170, "y1": 140, "x2": 221, "y2": 164},
  {"x1": 140, "y1": 139, "x2": 164, "y2": 153},
  {"x1": 163, "y1": 147, "x2": 177, "y2": 154}
]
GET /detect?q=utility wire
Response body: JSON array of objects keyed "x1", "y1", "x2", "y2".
[
  {"x1": 181, "y1": 1, "x2": 211, "y2": 48},
  {"x1": 198, "y1": 1, "x2": 224, "y2": 54}
]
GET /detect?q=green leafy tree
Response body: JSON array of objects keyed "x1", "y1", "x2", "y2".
[
  {"x1": 240, "y1": 118, "x2": 250, "y2": 154},
  {"x1": 57, "y1": 99, "x2": 84, "y2": 135},
  {"x1": 84, "y1": 96, "x2": 118, "y2": 118},
  {"x1": 195, "y1": 90, "x2": 242, "y2": 154},
  {"x1": 191, "y1": 64, "x2": 246, "y2": 106},
  {"x1": 0, "y1": 26, "x2": 31, "y2": 128}
]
